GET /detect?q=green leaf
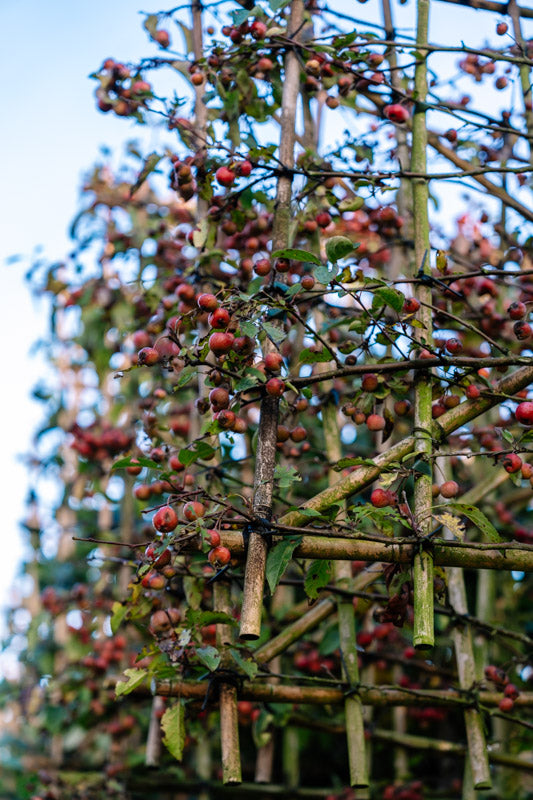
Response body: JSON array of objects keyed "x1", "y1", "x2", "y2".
[
  {"x1": 274, "y1": 464, "x2": 301, "y2": 489},
  {"x1": 110, "y1": 602, "x2": 128, "y2": 634},
  {"x1": 271, "y1": 248, "x2": 321, "y2": 266},
  {"x1": 112, "y1": 455, "x2": 160, "y2": 471},
  {"x1": 298, "y1": 347, "x2": 331, "y2": 364},
  {"x1": 115, "y1": 668, "x2": 148, "y2": 697},
  {"x1": 314, "y1": 264, "x2": 339, "y2": 286},
  {"x1": 304, "y1": 560, "x2": 333, "y2": 599},
  {"x1": 130, "y1": 152, "x2": 163, "y2": 197},
  {"x1": 161, "y1": 702, "x2": 185, "y2": 761},
  {"x1": 338, "y1": 197, "x2": 364, "y2": 212},
  {"x1": 373, "y1": 287, "x2": 405, "y2": 313},
  {"x1": 176, "y1": 365, "x2": 197, "y2": 388},
  {"x1": 447, "y1": 503, "x2": 502, "y2": 543},
  {"x1": 235, "y1": 375, "x2": 259, "y2": 392},
  {"x1": 325, "y1": 236, "x2": 357, "y2": 263},
  {"x1": 186, "y1": 609, "x2": 237, "y2": 627},
  {"x1": 230, "y1": 648, "x2": 259, "y2": 680},
  {"x1": 240, "y1": 319, "x2": 257, "y2": 338},
  {"x1": 179, "y1": 441, "x2": 216, "y2": 467},
  {"x1": 297, "y1": 507, "x2": 324, "y2": 518},
  {"x1": 143, "y1": 13, "x2": 159, "y2": 37},
  {"x1": 196, "y1": 645, "x2": 221, "y2": 672},
  {"x1": 262, "y1": 321, "x2": 286, "y2": 344},
  {"x1": 318, "y1": 625, "x2": 340, "y2": 655},
  {"x1": 266, "y1": 535, "x2": 302, "y2": 593}
]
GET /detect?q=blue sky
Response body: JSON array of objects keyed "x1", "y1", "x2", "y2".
[{"x1": 0, "y1": 0, "x2": 531, "y2": 674}]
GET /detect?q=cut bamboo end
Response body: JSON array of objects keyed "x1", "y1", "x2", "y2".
[
  {"x1": 239, "y1": 531, "x2": 268, "y2": 640},
  {"x1": 219, "y1": 683, "x2": 242, "y2": 785}
]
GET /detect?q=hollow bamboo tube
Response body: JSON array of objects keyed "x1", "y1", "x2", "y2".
[
  {"x1": 279, "y1": 363, "x2": 533, "y2": 528},
  {"x1": 154, "y1": 681, "x2": 533, "y2": 709},
  {"x1": 322, "y1": 399, "x2": 368, "y2": 788},
  {"x1": 239, "y1": 0, "x2": 303, "y2": 640},
  {"x1": 411, "y1": 0, "x2": 434, "y2": 650},
  {"x1": 214, "y1": 581, "x2": 242, "y2": 785},
  {"x1": 199, "y1": 532, "x2": 533, "y2": 572}
]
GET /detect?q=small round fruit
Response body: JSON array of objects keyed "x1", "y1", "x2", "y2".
[
  {"x1": 440, "y1": 480, "x2": 459, "y2": 498},
  {"x1": 250, "y1": 20, "x2": 267, "y2": 39},
  {"x1": 362, "y1": 373, "x2": 378, "y2": 392},
  {"x1": 207, "y1": 529, "x2": 221, "y2": 547},
  {"x1": 208, "y1": 546, "x2": 231, "y2": 565},
  {"x1": 264, "y1": 352, "x2": 283, "y2": 372},
  {"x1": 209, "y1": 332, "x2": 234, "y2": 355},
  {"x1": 498, "y1": 697, "x2": 514, "y2": 712},
  {"x1": 384, "y1": 103, "x2": 409, "y2": 123},
  {"x1": 215, "y1": 166, "x2": 236, "y2": 186},
  {"x1": 504, "y1": 683, "x2": 519, "y2": 700},
  {"x1": 316, "y1": 211, "x2": 332, "y2": 228},
  {"x1": 513, "y1": 320, "x2": 531, "y2": 340},
  {"x1": 465, "y1": 384, "x2": 480, "y2": 400},
  {"x1": 394, "y1": 399, "x2": 411, "y2": 416},
  {"x1": 154, "y1": 29, "x2": 171, "y2": 48},
  {"x1": 502, "y1": 453, "x2": 522, "y2": 474},
  {"x1": 508, "y1": 301, "x2": 526, "y2": 320},
  {"x1": 445, "y1": 337, "x2": 463, "y2": 354},
  {"x1": 403, "y1": 297, "x2": 420, "y2": 314},
  {"x1": 370, "y1": 488, "x2": 391, "y2": 508},
  {"x1": 168, "y1": 455, "x2": 185, "y2": 471},
  {"x1": 515, "y1": 402, "x2": 533, "y2": 425},
  {"x1": 496, "y1": 21, "x2": 508, "y2": 35},
  {"x1": 301, "y1": 275, "x2": 315, "y2": 290},
  {"x1": 209, "y1": 387, "x2": 230, "y2": 410},
  {"x1": 366, "y1": 414, "x2": 386, "y2": 431},
  {"x1": 290, "y1": 426, "x2": 307, "y2": 443},
  {"x1": 208, "y1": 308, "x2": 230, "y2": 329},
  {"x1": 137, "y1": 347, "x2": 160, "y2": 366},
  {"x1": 153, "y1": 505, "x2": 179, "y2": 533},
  {"x1": 126, "y1": 459, "x2": 142, "y2": 476},
  {"x1": 265, "y1": 377, "x2": 286, "y2": 397},
  {"x1": 215, "y1": 409, "x2": 236, "y2": 429},
  {"x1": 197, "y1": 293, "x2": 219, "y2": 312},
  {"x1": 183, "y1": 501, "x2": 206, "y2": 521}
]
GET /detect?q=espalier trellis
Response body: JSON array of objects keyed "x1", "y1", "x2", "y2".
[{"x1": 4, "y1": 0, "x2": 533, "y2": 798}]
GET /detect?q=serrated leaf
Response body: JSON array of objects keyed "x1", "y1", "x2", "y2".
[
  {"x1": 235, "y1": 376, "x2": 259, "y2": 392},
  {"x1": 266, "y1": 535, "x2": 302, "y2": 593},
  {"x1": 115, "y1": 668, "x2": 148, "y2": 697},
  {"x1": 230, "y1": 648, "x2": 259, "y2": 680},
  {"x1": 433, "y1": 512, "x2": 465, "y2": 540},
  {"x1": 271, "y1": 248, "x2": 321, "y2": 266},
  {"x1": 262, "y1": 321, "x2": 286, "y2": 344},
  {"x1": 240, "y1": 320, "x2": 257, "y2": 338},
  {"x1": 231, "y1": 6, "x2": 255, "y2": 25},
  {"x1": 130, "y1": 152, "x2": 163, "y2": 197},
  {"x1": 298, "y1": 347, "x2": 331, "y2": 364},
  {"x1": 176, "y1": 365, "x2": 196, "y2": 388},
  {"x1": 314, "y1": 264, "x2": 339, "y2": 285},
  {"x1": 196, "y1": 645, "x2": 221, "y2": 672},
  {"x1": 446, "y1": 503, "x2": 502, "y2": 543},
  {"x1": 161, "y1": 703, "x2": 185, "y2": 761},
  {"x1": 373, "y1": 287, "x2": 405, "y2": 313},
  {"x1": 178, "y1": 441, "x2": 216, "y2": 467},
  {"x1": 304, "y1": 560, "x2": 333, "y2": 599},
  {"x1": 325, "y1": 236, "x2": 357, "y2": 263},
  {"x1": 110, "y1": 602, "x2": 128, "y2": 635},
  {"x1": 274, "y1": 464, "x2": 301, "y2": 489}
]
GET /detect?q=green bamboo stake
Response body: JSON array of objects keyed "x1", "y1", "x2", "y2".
[
  {"x1": 322, "y1": 398, "x2": 369, "y2": 788},
  {"x1": 411, "y1": 0, "x2": 434, "y2": 650}
]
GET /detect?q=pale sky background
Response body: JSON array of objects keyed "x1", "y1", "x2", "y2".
[{"x1": 0, "y1": 0, "x2": 531, "y2": 676}]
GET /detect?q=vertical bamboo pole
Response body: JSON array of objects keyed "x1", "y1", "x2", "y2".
[
  {"x1": 438, "y1": 458, "x2": 492, "y2": 791},
  {"x1": 239, "y1": 0, "x2": 304, "y2": 640},
  {"x1": 411, "y1": 0, "x2": 434, "y2": 651},
  {"x1": 322, "y1": 398, "x2": 369, "y2": 788},
  {"x1": 145, "y1": 695, "x2": 164, "y2": 766},
  {"x1": 214, "y1": 580, "x2": 242, "y2": 784}
]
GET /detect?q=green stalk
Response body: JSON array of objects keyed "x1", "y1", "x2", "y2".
[
  {"x1": 322, "y1": 399, "x2": 369, "y2": 788},
  {"x1": 411, "y1": 0, "x2": 434, "y2": 650}
]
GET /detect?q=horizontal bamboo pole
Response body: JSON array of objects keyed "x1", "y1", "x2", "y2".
[
  {"x1": 201, "y1": 532, "x2": 533, "y2": 572},
  {"x1": 153, "y1": 681, "x2": 533, "y2": 709},
  {"x1": 279, "y1": 364, "x2": 533, "y2": 527}
]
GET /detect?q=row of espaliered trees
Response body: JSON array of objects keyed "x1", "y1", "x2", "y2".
[{"x1": 2, "y1": 0, "x2": 533, "y2": 798}]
